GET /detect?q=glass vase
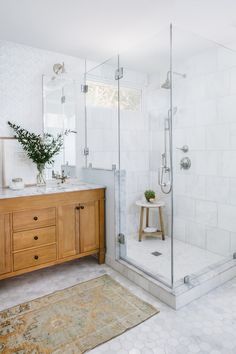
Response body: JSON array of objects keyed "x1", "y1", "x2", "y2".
[{"x1": 36, "y1": 163, "x2": 46, "y2": 187}]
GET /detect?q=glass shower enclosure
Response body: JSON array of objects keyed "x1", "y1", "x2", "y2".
[{"x1": 84, "y1": 24, "x2": 236, "y2": 290}]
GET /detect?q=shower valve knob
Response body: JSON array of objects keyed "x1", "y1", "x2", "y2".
[{"x1": 180, "y1": 157, "x2": 191, "y2": 170}]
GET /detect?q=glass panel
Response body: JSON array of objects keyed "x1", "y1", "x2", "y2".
[
  {"x1": 172, "y1": 26, "x2": 236, "y2": 285},
  {"x1": 87, "y1": 81, "x2": 141, "y2": 111},
  {"x1": 85, "y1": 57, "x2": 119, "y2": 170},
  {"x1": 118, "y1": 26, "x2": 173, "y2": 286}
]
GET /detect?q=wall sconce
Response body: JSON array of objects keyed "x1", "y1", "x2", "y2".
[{"x1": 53, "y1": 62, "x2": 65, "y2": 75}]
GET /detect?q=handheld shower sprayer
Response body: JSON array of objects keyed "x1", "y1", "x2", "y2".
[{"x1": 158, "y1": 105, "x2": 178, "y2": 194}]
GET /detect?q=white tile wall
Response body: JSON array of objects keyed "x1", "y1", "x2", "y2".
[
  {"x1": 221, "y1": 151, "x2": 236, "y2": 177},
  {"x1": 185, "y1": 175, "x2": 206, "y2": 199},
  {"x1": 195, "y1": 99, "x2": 218, "y2": 126},
  {"x1": 229, "y1": 179, "x2": 236, "y2": 205},
  {"x1": 205, "y1": 176, "x2": 230, "y2": 203},
  {"x1": 230, "y1": 232, "x2": 236, "y2": 253},
  {"x1": 218, "y1": 204, "x2": 236, "y2": 232},
  {"x1": 206, "y1": 125, "x2": 230, "y2": 150},
  {"x1": 175, "y1": 196, "x2": 195, "y2": 220},
  {"x1": 218, "y1": 95, "x2": 236, "y2": 123},
  {"x1": 206, "y1": 228, "x2": 231, "y2": 256},
  {"x1": 195, "y1": 200, "x2": 218, "y2": 227},
  {"x1": 195, "y1": 151, "x2": 219, "y2": 176},
  {"x1": 185, "y1": 221, "x2": 206, "y2": 249}
]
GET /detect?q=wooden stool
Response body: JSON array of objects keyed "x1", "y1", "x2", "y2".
[{"x1": 136, "y1": 200, "x2": 165, "y2": 242}]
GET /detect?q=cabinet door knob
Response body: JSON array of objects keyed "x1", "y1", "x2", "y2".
[
  {"x1": 80, "y1": 205, "x2": 84, "y2": 210},
  {"x1": 75, "y1": 206, "x2": 80, "y2": 210},
  {"x1": 33, "y1": 216, "x2": 38, "y2": 221},
  {"x1": 34, "y1": 255, "x2": 39, "y2": 260},
  {"x1": 34, "y1": 236, "x2": 38, "y2": 240}
]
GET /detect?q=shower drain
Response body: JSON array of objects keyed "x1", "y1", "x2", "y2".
[{"x1": 151, "y1": 251, "x2": 162, "y2": 257}]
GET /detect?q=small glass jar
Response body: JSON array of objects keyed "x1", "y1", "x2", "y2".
[{"x1": 9, "y1": 178, "x2": 25, "y2": 190}]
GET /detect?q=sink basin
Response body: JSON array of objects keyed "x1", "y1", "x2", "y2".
[{"x1": 45, "y1": 181, "x2": 86, "y2": 191}]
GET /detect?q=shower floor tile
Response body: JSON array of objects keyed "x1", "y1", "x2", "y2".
[{"x1": 126, "y1": 237, "x2": 225, "y2": 283}]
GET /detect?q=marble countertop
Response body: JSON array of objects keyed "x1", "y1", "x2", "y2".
[{"x1": 0, "y1": 181, "x2": 105, "y2": 200}]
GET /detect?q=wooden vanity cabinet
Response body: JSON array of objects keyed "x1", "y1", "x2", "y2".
[
  {"x1": 0, "y1": 188, "x2": 105, "y2": 280},
  {"x1": 58, "y1": 203, "x2": 78, "y2": 258},
  {"x1": 58, "y1": 200, "x2": 101, "y2": 259}
]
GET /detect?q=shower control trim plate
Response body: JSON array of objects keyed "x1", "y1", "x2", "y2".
[{"x1": 180, "y1": 157, "x2": 191, "y2": 170}]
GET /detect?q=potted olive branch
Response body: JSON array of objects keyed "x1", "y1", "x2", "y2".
[{"x1": 8, "y1": 121, "x2": 69, "y2": 186}]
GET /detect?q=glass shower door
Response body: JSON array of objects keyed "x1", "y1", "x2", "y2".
[{"x1": 118, "y1": 26, "x2": 174, "y2": 287}]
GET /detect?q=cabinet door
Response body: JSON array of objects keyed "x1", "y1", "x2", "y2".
[
  {"x1": 0, "y1": 213, "x2": 12, "y2": 275},
  {"x1": 58, "y1": 204, "x2": 78, "y2": 258},
  {"x1": 79, "y1": 200, "x2": 99, "y2": 253}
]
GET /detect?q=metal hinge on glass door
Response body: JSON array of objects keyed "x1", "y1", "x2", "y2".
[
  {"x1": 83, "y1": 147, "x2": 89, "y2": 156},
  {"x1": 115, "y1": 67, "x2": 123, "y2": 80},
  {"x1": 81, "y1": 84, "x2": 88, "y2": 93},
  {"x1": 118, "y1": 233, "x2": 125, "y2": 244}
]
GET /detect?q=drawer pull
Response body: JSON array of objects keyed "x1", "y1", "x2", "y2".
[
  {"x1": 33, "y1": 216, "x2": 38, "y2": 221},
  {"x1": 75, "y1": 205, "x2": 85, "y2": 210},
  {"x1": 34, "y1": 236, "x2": 38, "y2": 240},
  {"x1": 34, "y1": 255, "x2": 39, "y2": 260}
]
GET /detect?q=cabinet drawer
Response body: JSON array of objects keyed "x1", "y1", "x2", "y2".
[
  {"x1": 13, "y1": 244, "x2": 57, "y2": 271},
  {"x1": 13, "y1": 208, "x2": 56, "y2": 231},
  {"x1": 13, "y1": 226, "x2": 56, "y2": 251}
]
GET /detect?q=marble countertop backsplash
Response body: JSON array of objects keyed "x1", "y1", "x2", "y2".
[{"x1": 0, "y1": 180, "x2": 105, "y2": 200}]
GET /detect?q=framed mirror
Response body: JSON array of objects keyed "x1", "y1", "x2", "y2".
[{"x1": 42, "y1": 75, "x2": 77, "y2": 179}]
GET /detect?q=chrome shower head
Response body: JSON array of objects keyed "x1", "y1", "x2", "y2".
[{"x1": 161, "y1": 71, "x2": 186, "y2": 89}]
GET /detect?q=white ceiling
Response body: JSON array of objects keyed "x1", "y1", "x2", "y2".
[{"x1": 0, "y1": 0, "x2": 236, "y2": 63}]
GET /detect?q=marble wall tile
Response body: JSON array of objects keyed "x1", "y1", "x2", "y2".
[
  {"x1": 206, "y1": 228, "x2": 231, "y2": 255},
  {"x1": 175, "y1": 196, "x2": 195, "y2": 220},
  {"x1": 218, "y1": 95, "x2": 236, "y2": 123},
  {"x1": 195, "y1": 99, "x2": 218, "y2": 126},
  {"x1": 173, "y1": 217, "x2": 186, "y2": 242},
  {"x1": 195, "y1": 200, "x2": 218, "y2": 227},
  {"x1": 220, "y1": 151, "x2": 236, "y2": 177},
  {"x1": 185, "y1": 221, "x2": 206, "y2": 249},
  {"x1": 205, "y1": 176, "x2": 230, "y2": 203},
  {"x1": 218, "y1": 204, "x2": 236, "y2": 232},
  {"x1": 206, "y1": 125, "x2": 230, "y2": 150}
]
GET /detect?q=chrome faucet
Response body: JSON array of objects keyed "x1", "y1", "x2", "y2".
[{"x1": 52, "y1": 170, "x2": 68, "y2": 184}]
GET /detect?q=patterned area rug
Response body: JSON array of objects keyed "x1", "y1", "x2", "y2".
[{"x1": 0, "y1": 274, "x2": 159, "y2": 353}]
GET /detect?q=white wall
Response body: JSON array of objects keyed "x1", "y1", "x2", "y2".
[{"x1": 0, "y1": 40, "x2": 85, "y2": 186}]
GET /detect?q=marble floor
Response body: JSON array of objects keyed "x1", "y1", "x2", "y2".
[
  {"x1": 1, "y1": 257, "x2": 236, "y2": 354},
  {"x1": 126, "y1": 237, "x2": 225, "y2": 283}
]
